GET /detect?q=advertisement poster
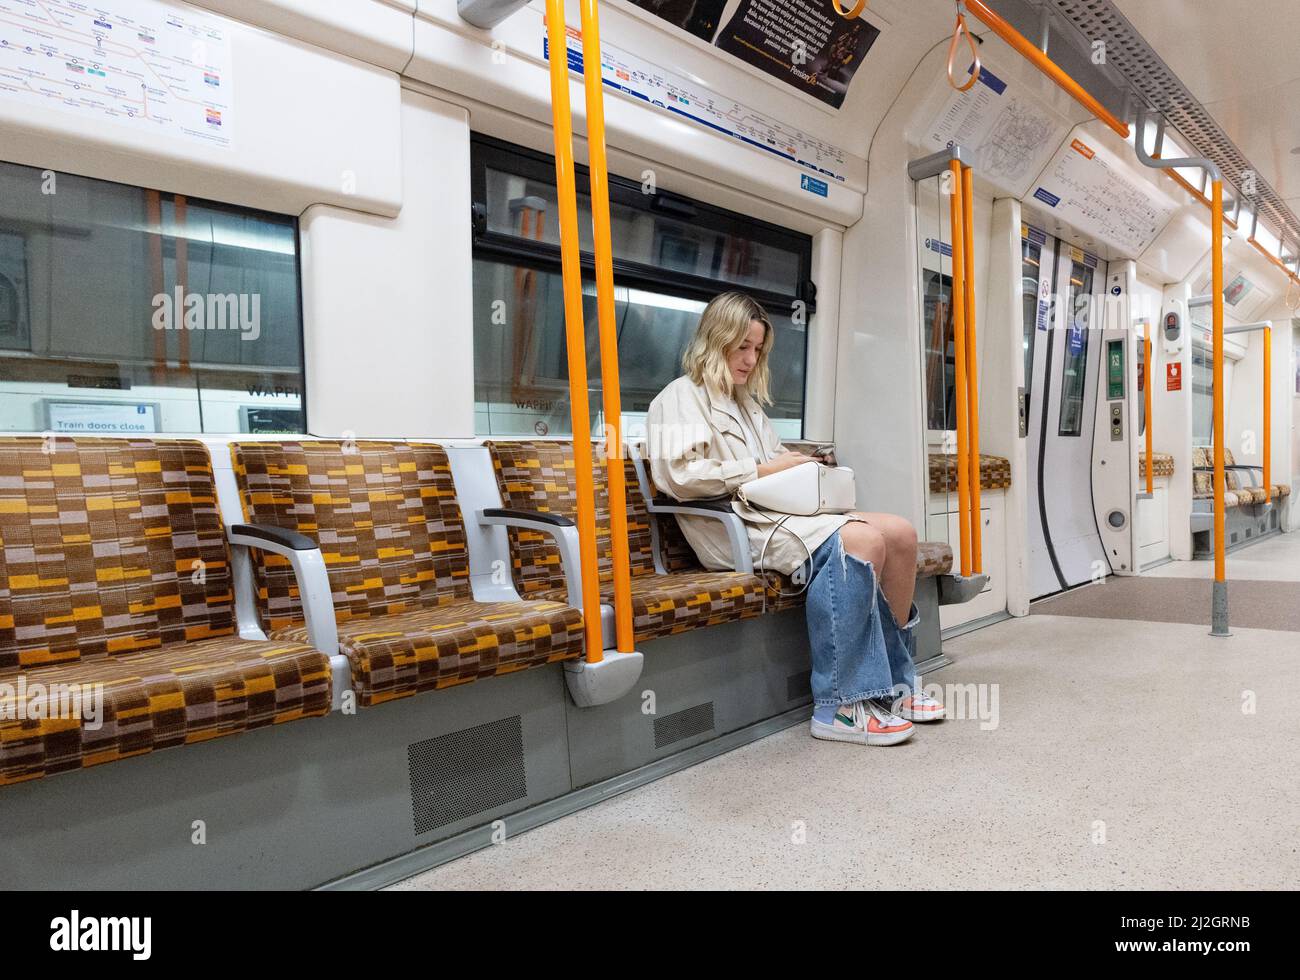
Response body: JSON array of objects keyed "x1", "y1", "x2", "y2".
[
  {"x1": 714, "y1": 0, "x2": 879, "y2": 109},
  {"x1": 625, "y1": 0, "x2": 730, "y2": 41}
]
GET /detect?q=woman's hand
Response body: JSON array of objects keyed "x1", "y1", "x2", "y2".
[{"x1": 756, "y1": 451, "x2": 814, "y2": 478}]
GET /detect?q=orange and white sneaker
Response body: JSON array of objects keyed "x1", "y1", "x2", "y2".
[
  {"x1": 894, "y1": 691, "x2": 945, "y2": 722},
  {"x1": 810, "y1": 700, "x2": 914, "y2": 746}
]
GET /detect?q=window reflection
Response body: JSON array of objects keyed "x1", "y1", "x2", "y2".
[
  {"x1": 473, "y1": 260, "x2": 806, "y2": 437},
  {"x1": 0, "y1": 160, "x2": 303, "y2": 434}
]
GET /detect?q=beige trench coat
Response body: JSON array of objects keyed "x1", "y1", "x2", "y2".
[{"x1": 645, "y1": 375, "x2": 850, "y2": 577}]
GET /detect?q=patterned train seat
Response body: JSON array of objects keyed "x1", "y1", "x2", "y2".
[
  {"x1": 231, "y1": 441, "x2": 584, "y2": 706},
  {"x1": 0, "y1": 437, "x2": 332, "y2": 786},
  {"x1": 1190, "y1": 447, "x2": 1285, "y2": 505},
  {"x1": 1139, "y1": 451, "x2": 1175, "y2": 479},
  {"x1": 485, "y1": 440, "x2": 769, "y2": 641},
  {"x1": 928, "y1": 453, "x2": 1013, "y2": 495}
]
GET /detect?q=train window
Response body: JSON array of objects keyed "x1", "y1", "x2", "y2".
[
  {"x1": 1136, "y1": 335, "x2": 1146, "y2": 437},
  {"x1": 1190, "y1": 342, "x2": 1214, "y2": 448},
  {"x1": 1057, "y1": 262, "x2": 1094, "y2": 437},
  {"x1": 1188, "y1": 306, "x2": 1219, "y2": 447},
  {"x1": 470, "y1": 135, "x2": 813, "y2": 438},
  {"x1": 1020, "y1": 238, "x2": 1042, "y2": 421},
  {"x1": 0, "y1": 160, "x2": 304, "y2": 435},
  {"x1": 920, "y1": 270, "x2": 956, "y2": 432}
]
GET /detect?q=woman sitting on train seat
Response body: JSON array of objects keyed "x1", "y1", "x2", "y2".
[{"x1": 646, "y1": 291, "x2": 944, "y2": 746}]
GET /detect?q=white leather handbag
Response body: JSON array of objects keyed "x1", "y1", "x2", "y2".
[{"x1": 737, "y1": 461, "x2": 856, "y2": 516}]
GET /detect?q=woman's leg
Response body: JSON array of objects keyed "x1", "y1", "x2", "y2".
[
  {"x1": 804, "y1": 525, "x2": 896, "y2": 707},
  {"x1": 805, "y1": 526, "x2": 915, "y2": 743},
  {"x1": 849, "y1": 514, "x2": 943, "y2": 718}
]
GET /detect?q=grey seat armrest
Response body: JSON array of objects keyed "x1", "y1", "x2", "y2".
[
  {"x1": 477, "y1": 508, "x2": 585, "y2": 609},
  {"x1": 226, "y1": 524, "x2": 339, "y2": 656},
  {"x1": 644, "y1": 497, "x2": 752, "y2": 574},
  {"x1": 627, "y1": 442, "x2": 752, "y2": 574}
]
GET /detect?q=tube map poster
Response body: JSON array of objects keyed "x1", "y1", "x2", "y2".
[{"x1": 714, "y1": 0, "x2": 878, "y2": 108}]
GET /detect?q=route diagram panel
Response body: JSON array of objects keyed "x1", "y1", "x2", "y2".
[
  {"x1": 1029, "y1": 136, "x2": 1176, "y2": 256},
  {"x1": 922, "y1": 62, "x2": 1068, "y2": 197},
  {"x1": 545, "y1": 24, "x2": 853, "y2": 184},
  {"x1": 0, "y1": 0, "x2": 234, "y2": 149}
]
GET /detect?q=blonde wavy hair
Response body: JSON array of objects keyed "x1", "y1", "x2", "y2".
[{"x1": 680, "y1": 291, "x2": 775, "y2": 405}]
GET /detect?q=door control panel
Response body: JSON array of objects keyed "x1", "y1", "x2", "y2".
[
  {"x1": 1018, "y1": 386, "x2": 1027, "y2": 438},
  {"x1": 1110, "y1": 402, "x2": 1123, "y2": 441}
]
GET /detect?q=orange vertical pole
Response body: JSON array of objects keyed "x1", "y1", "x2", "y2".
[
  {"x1": 1143, "y1": 323, "x2": 1153, "y2": 496},
  {"x1": 545, "y1": 0, "x2": 604, "y2": 662},
  {"x1": 961, "y1": 164, "x2": 981, "y2": 573},
  {"x1": 579, "y1": 0, "x2": 633, "y2": 654},
  {"x1": 1210, "y1": 179, "x2": 1226, "y2": 587},
  {"x1": 1263, "y1": 326, "x2": 1272, "y2": 502},
  {"x1": 948, "y1": 160, "x2": 971, "y2": 577}
]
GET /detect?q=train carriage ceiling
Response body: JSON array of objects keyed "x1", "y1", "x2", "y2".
[
  {"x1": 1107, "y1": 0, "x2": 1300, "y2": 226},
  {"x1": 984, "y1": 0, "x2": 1300, "y2": 252}
]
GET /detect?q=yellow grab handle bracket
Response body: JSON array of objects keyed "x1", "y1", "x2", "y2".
[{"x1": 832, "y1": 0, "x2": 867, "y2": 18}]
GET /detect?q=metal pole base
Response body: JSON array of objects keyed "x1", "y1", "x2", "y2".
[{"x1": 1210, "y1": 580, "x2": 1231, "y2": 637}]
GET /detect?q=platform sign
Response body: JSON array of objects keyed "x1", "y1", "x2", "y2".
[
  {"x1": 46, "y1": 401, "x2": 158, "y2": 434},
  {"x1": 1166, "y1": 362, "x2": 1182, "y2": 392}
]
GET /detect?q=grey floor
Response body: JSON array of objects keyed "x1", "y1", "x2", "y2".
[{"x1": 390, "y1": 534, "x2": 1300, "y2": 891}]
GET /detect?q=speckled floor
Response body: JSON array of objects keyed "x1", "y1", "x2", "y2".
[
  {"x1": 390, "y1": 603, "x2": 1300, "y2": 890},
  {"x1": 1142, "y1": 529, "x2": 1300, "y2": 581}
]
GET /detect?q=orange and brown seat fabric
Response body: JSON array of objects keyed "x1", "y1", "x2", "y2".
[
  {"x1": 0, "y1": 437, "x2": 331, "y2": 786},
  {"x1": 928, "y1": 453, "x2": 1012, "y2": 495},
  {"x1": 1139, "y1": 452, "x2": 1175, "y2": 479},
  {"x1": 486, "y1": 440, "x2": 768, "y2": 640},
  {"x1": 231, "y1": 441, "x2": 583, "y2": 706}
]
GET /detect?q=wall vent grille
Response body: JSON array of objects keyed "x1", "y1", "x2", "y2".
[
  {"x1": 653, "y1": 702, "x2": 715, "y2": 749},
  {"x1": 407, "y1": 715, "x2": 527, "y2": 836}
]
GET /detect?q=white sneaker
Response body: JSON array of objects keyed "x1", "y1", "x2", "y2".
[
  {"x1": 810, "y1": 700, "x2": 914, "y2": 746},
  {"x1": 894, "y1": 691, "x2": 945, "y2": 722}
]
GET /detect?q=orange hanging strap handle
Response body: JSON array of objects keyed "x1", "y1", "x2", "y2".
[
  {"x1": 831, "y1": 0, "x2": 867, "y2": 17},
  {"x1": 1286, "y1": 272, "x2": 1300, "y2": 312},
  {"x1": 947, "y1": 4, "x2": 981, "y2": 92}
]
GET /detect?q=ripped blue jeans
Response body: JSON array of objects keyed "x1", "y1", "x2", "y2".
[{"x1": 804, "y1": 527, "x2": 919, "y2": 707}]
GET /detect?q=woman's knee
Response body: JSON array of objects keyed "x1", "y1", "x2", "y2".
[
  {"x1": 873, "y1": 513, "x2": 918, "y2": 556},
  {"x1": 840, "y1": 521, "x2": 887, "y2": 567}
]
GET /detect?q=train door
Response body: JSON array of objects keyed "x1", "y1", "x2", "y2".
[{"x1": 1023, "y1": 228, "x2": 1110, "y2": 599}]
